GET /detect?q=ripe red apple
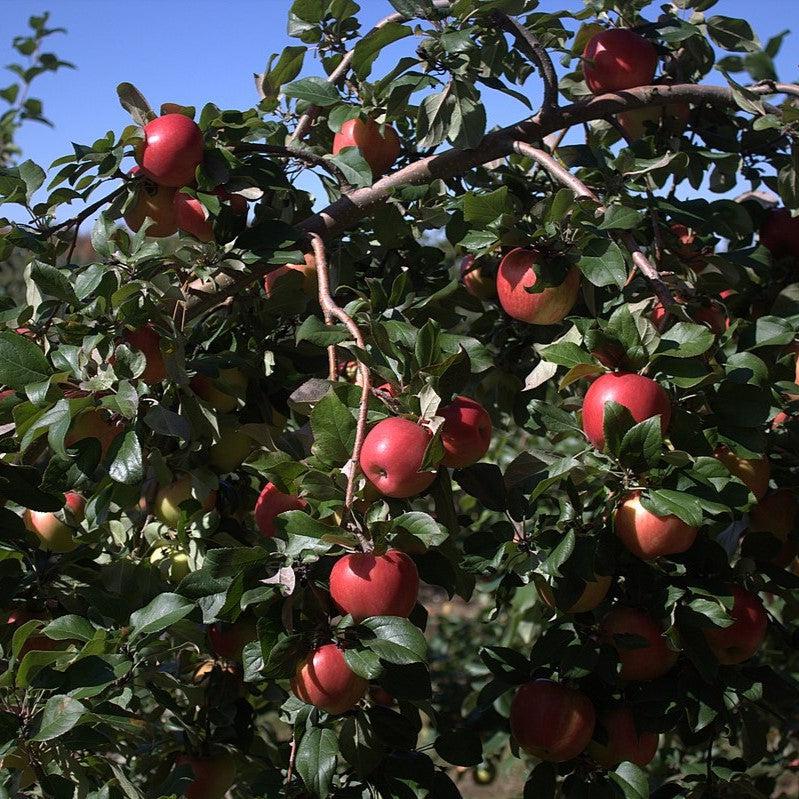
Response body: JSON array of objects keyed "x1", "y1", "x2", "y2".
[
  {"x1": 359, "y1": 418, "x2": 437, "y2": 498},
  {"x1": 460, "y1": 255, "x2": 496, "y2": 300},
  {"x1": 123, "y1": 167, "x2": 178, "y2": 237},
  {"x1": 153, "y1": 475, "x2": 217, "y2": 527},
  {"x1": 759, "y1": 208, "x2": 799, "y2": 260},
  {"x1": 510, "y1": 680, "x2": 596, "y2": 762},
  {"x1": 65, "y1": 408, "x2": 124, "y2": 458},
  {"x1": 702, "y1": 586, "x2": 767, "y2": 665},
  {"x1": 207, "y1": 617, "x2": 258, "y2": 661},
  {"x1": 173, "y1": 189, "x2": 247, "y2": 241},
  {"x1": 668, "y1": 223, "x2": 708, "y2": 270},
  {"x1": 329, "y1": 549, "x2": 419, "y2": 621},
  {"x1": 332, "y1": 118, "x2": 401, "y2": 177},
  {"x1": 588, "y1": 705, "x2": 659, "y2": 768},
  {"x1": 290, "y1": 642, "x2": 367, "y2": 714},
  {"x1": 714, "y1": 446, "x2": 770, "y2": 500},
  {"x1": 191, "y1": 367, "x2": 248, "y2": 413},
  {"x1": 369, "y1": 686, "x2": 395, "y2": 706},
  {"x1": 747, "y1": 489, "x2": 798, "y2": 567},
  {"x1": 599, "y1": 606, "x2": 678, "y2": 681},
  {"x1": 1, "y1": 609, "x2": 58, "y2": 655},
  {"x1": 263, "y1": 253, "x2": 318, "y2": 299},
  {"x1": 123, "y1": 324, "x2": 166, "y2": 384},
  {"x1": 651, "y1": 297, "x2": 725, "y2": 335},
  {"x1": 23, "y1": 491, "x2": 86, "y2": 553},
  {"x1": 582, "y1": 29, "x2": 658, "y2": 94},
  {"x1": 254, "y1": 482, "x2": 307, "y2": 538},
  {"x1": 179, "y1": 754, "x2": 235, "y2": 799},
  {"x1": 438, "y1": 395, "x2": 492, "y2": 468},
  {"x1": 582, "y1": 372, "x2": 671, "y2": 450},
  {"x1": 135, "y1": 113, "x2": 204, "y2": 187},
  {"x1": 536, "y1": 574, "x2": 612, "y2": 614},
  {"x1": 614, "y1": 490, "x2": 697, "y2": 560},
  {"x1": 496, "y1": 248, "x2": 580, "y2": 325}
]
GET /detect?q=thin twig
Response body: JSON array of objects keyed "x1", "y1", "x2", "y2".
[
  {"x1": 286, "y1": 737, "x2": 297, "y2": 784},
  {"x1": 310, "y1": 234, "x2": 372, "y2": 548},
  {"x1": 512, "y1": 141, "x2": 674, "y2": 307},
  {"x1": 234, "y1": 143, "x2": 351, "y2": 189},
  {"x1": 490, "y1": 11, "x2": 559, "y2": 114},
  {"x1": 42, "y1": 184, "x2": 127, "y2": 235}
]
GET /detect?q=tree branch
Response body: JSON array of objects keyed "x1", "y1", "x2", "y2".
[
  {"x1": 309, "y1": 234, "x2": 372, "y2": 547},
  {"x1": 234, "y1": 143, "x2": 351, "y2": 189},
  {"x1": 489, "y1": 11, "x2": 559, "y2": 114},
  {"x1": 42, "y1": 183, "x2": 127, "y2": 235},
  {"x1": 512, "y1": 141, "x2": 674, "y2": 308}
]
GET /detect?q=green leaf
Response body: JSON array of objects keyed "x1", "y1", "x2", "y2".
[
  {"x1": 609, "y1": 762, "x2": 649, "y2": 799},
  {"x1": 539, "y1": 342, "x2": 594, "y2": 368},
  {"x1": 618, "y1": 416, "x2": 663, "y2": 470},
  {"x1": 416, "y1": 85, "x2": 454, "y2": 148},
  {"x1": 0, "y1": 330, "x2": 52, "y2": 390},
  {"x1": 129, "y1": 593, "x2": 195, "y2": 639},
  {"x1": 524, "y1": 762, "x2": 557, "y2": 798},
  {"x1": 296, "y1": 727, "x2": 338, "y2": 799},
  {"x1": 283, "y1": 76, "x2": 341, "y2": 106},
  {"x1": 352, "y1": 22, "x2": 412, "y2": 79},
  {"x1": 32, "y1": 695, "x2": 87, "y2": 741},
  {"x1": 260, "y1": 45, "x2": 306, "y2": 104},
  {"x1": 463, "y1": 187, "x2": 508, "y2": 227},
  {"x1": 578, "y1": 238, "x2": 627, "y2": 288},
  {"x1": 30, "y1": 260, "x2": 78, "y2": 304},
  {"x1": 434, "y1": 728, "x2": 483, "y2": 766},
  {"x1": 656, "y1": 322, "x2": 714, "y2": 359},
  {"x1": 598, "y1": 205, "x2": 644, "y2": 230},
  {"x1": 359, "y1": 616, "x2": 427, "y2": 664},
  {"x1": 297, "y1": 315, "x2": 353, "y2": 347},
  {"x1": 706, "y1": 16, "x2": 759, "y2": 53},
  {"x1": 42, "y1": 615, "x2": 95, "y2": 642},
  {"x1": 108, "y1": 428, "x2": 142, "y2": 485},
  {"x1": 339, "y1": 714, "x2": 385, "y2": 776},
  {"x1": 542, "y1": 530, "x2": 576, "y2": 578},
  {"x1": 116, "y1": 82, "x2": 155, "y2": 125},
  {"x1": 310, "y1": 392, "x2": 357, "y2": 466},
  {"x1": 643, "y1": 489, "x2": 703, "y2": 528}
]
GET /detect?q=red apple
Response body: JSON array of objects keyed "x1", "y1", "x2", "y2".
[
  {"x1": 614, "y1": 490, "x2": 697, "y2": 560},
  {"x1": 589, "y1": 705, "x2": 659, "y2": 768},
  {"x1": 254, "y1": 482, "x2": 307, "y2": 538},
  {"x1": 179, "y1": 754, "x2": 235, "y2": 799},
  {"x1": 747, "y1": 489, "x2": 798, "y2": 567},
  {"x1": 123, "y1": 167, "x2": 178, "y2": 237},
  {"x1": 153, "y1": 475, "x2": 217, "y2": 527},
  {"x1": 759, "y1": 208, "x2": 799, "y2": 260},
  {"x1": 702, "y1": 586, "x2": 767, "y2": 665},
  {"x1": 65, "y1": 408, "x2": 124, "y2": 458},
  {"x1": 369, "y1": 687, "x2": 395, "y2": 706},
  {"x1": 329, "y1": 549, "x2": 419, "y2": 621},
  {"x1": 582, "y1": 29, "x2": 658, "y2": 94},
  {"x1": 359, "y1": 418, "x2": 437, "y2": 498},
  {"x1": 536, "y1": 574, "x2": 612, "y2": 614},
  {"x1": 496, "y1": 248, "x2": 580, "y2": 325},
  {"x1": 714, "y1": 446, "x2": 770, "y2": 500},
  {"x1": 332, "y1": 118, "x2": 401, "y2": 177},
  {"x1": 173, "y1": 189, "x2": 247, "y2": 241},
  {"x1": 510, "y1": 680, "x2": 596, "y2": 762},
  {"x1": 207, "y1": 617, "x2": 258, "y2": 661},
  {"x1": 23, "y1": 491, "x2": 86, "y2": 553},
  {"x1": 290, "y1": 642, "x2": 367, "y2": 714},
  {"x1": 460, "y1": 255, "x2": 496, "y2": 300},
  {"x1": 599, "y1": 606, "x2": 678, "y2": 681},
  {"x1": 263, "y1": 253, "x2": 318, "y2": 299},
  {"x1": 582, "y1": 372, "x2": 671, "y2": 450},
  {"x1": 191, "y1": 368, "x2": 248, "y2": 413},
  {"x1": 1, "y1": 609, "x2": 58, "y2": 655},
  {"x1": 135, "y1": 113, "x2": 204, "y2": 187},
  {"x1": 123, "y1": 324, "x2": 166, "y2": 384},
  {"x1": 438, "y1": 396, "x2": 492, "y2": 468}
]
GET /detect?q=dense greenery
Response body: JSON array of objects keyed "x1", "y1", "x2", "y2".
[{"x1": 1, "y1": 1, "x2": 798, "y2": 798}]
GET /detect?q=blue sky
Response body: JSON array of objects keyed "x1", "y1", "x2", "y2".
[{"x1": 2, "y1": 0, "x2": 797, "y2": 223}]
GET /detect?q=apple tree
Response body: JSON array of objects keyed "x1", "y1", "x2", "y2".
[{"x1": 1, "y1": 1, "x2": 799, "y2": 797}]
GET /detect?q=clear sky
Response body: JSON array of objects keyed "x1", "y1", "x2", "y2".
[{"x1": 2, "y1": 0, "x2": 798, "y2": 223}]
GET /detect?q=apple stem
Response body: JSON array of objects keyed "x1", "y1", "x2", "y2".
[
  {"x1": 512, "y1": 140, "x2": 676, "y2": 309},
  {"x1": 285, "y1": 736, "x2": 297, "y2": 785},
  {"x1": 310, "y1": 234, "x2": 373, "y2": 548}
]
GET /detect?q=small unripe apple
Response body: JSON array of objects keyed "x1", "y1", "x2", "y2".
[
  {"x1": 746, "y1": 489, "x2": 798, "y2": 567},
  {"x1": 759, "y1": 208, "x2": 799, "y2": 260},
  {"x1": 617, "y1": 100, "x2": 689, "y2": 141},
  {"x1": 135, "y1": 113, "x2": 204, "y2": 187},
  {"x1": 614, "y1": 490, "x2": 697, "y2": 560},
  {"x1": 123, "y1": 323, "x2": 167, "y2": 384},
  {"x1": 599, "y1": 606, "x2": 678, "y2": 681},
  {"x1": 191, "y1": 367, "x2": 248, "y2": 413},
  {"x1": 496, "y1": 248, "x2": 580, "y2": 325},
  {"x1": 254, "y1": 482, "x2": 307, "y2": 538},
  {"x1": 582, "y1": 372, "x2": 671, "y2": 451},
  {"x1": 510, "y1": 680, "x2": 596, "y2": 762},
  {"x1": 209, "y1": 417, "x2": 254, "y2": 473},
  {"x1": 714, "y1": 446, "x2": 770, "y2": 500},
  {"x1": 174, "y1": 189, "x2": 247, "y2": 241},
  {"x1": 333, "y1": 118, "x2": 401, "y2": 177},
  {"x1": 536, "y1": 574, "x2": 612, "y2": 613},
  {"x1": 23, "y1": 491, "x2": 86, "y2": 553},
  {"x1": 153, "y1": 475, "x2": 217, "y2": 527},
  {"x1": 702, "y1": 586, "x2": 767, "y2": 665},
  {"x1": 263, "y1": 253, "x2": 318, "y2": 299},
  {"x1": 329, "y1": 549, "x2": 420, "y2": 621},
  {"x1": 149, "y1": 541, "x2": 191, "y2": 584},
  {"x1": 65, "y1": 408, "x2": 124, "y2": 458},
  {"x1": 178, "y1": 753, "x2": 235, "y2": 799},
  {"x1": 460, "y1": 255, "x2": 496, "y2": 300},
  {"x1": 359, "y1": 417, "x2": 437, "y2": 499},
  {"x1": 588, "y1": 705, "x2": 659, "y2": 768},
  {"x1": 582, "y1": 29, "x2": 658, "y2": 94},
  {"x1": 291, "y1": 642, "x2": 367, "y2": 714},
  {"x1": 439, "y1": 395, "x2": 492, "y2": 468},
  {"x1": 123, "y1": 167, "x2": 178, "y2": 237},
  {"x1": 207, "y1": 617, "x2": 258, "y2": 661}
]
